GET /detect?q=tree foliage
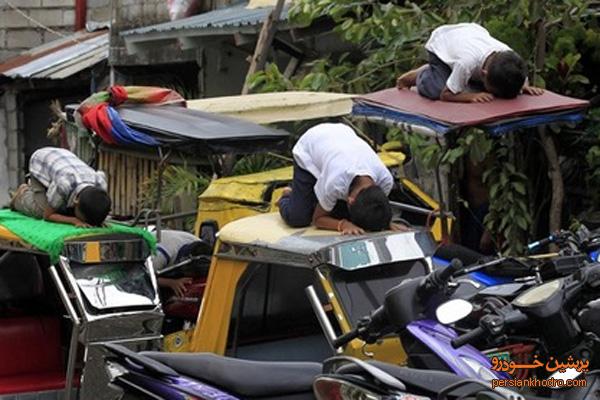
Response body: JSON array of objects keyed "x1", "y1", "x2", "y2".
[{"x1": 248, "y1": 0, "x2": 600, "y2": 254}]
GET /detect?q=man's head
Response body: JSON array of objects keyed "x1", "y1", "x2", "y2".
[
  {"x1": 74, "y1": 187, "x2": 111, "y2": 226},
  {"x1": 348, "y1": 186, "x2": 392, "y2": 232},
  {"x1": 483, "y1": 51, "x2": 527, "y2": 99}
]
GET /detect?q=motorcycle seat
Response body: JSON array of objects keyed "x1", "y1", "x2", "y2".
[{"x1": 142, "y1": 351, "x2": 321, "y2": 397}]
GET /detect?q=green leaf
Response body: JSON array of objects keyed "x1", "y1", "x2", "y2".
[{"x1": 513, "y1": 181, "x2": 526, "y2": 195}]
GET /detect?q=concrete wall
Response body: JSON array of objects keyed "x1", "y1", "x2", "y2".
[
  {"x1": 0, "y1": 90, "x2": 20, "y2": 206},
  {"x1": 87, "y1": 0, "x2": 111, "y2": 23},
  {"x1": 109, "y1": 0, "x2": 171, "y2": 65},
  {"x1": 0, "y1": 0, "x2": 76, "y2": 63}
]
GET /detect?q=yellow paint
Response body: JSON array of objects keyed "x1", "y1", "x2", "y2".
[
  {"x1": 190, "y1": 252, "x2": 249, "y2": 354},
  {"x1": 344, "y1": 337, "x2": 407, "y2": 365},
  {"x1": 84, "y1": 241, "x2": 101, "y2": 263},
  {"x1": 0, "y1": 225, "x2": 24, "y2": 242},
  {"x1": 400, "y1": 178, "x2": 438, "y2": 209},
  {"x1": 318, "y1": 270, "x2": 407, "y2": 364},
  {"x1": 164, "y1": 329, "x2": 193, "y2": 353},
  {"x1": 317, "y1": 270, "x2": 351, "y2": 332}
]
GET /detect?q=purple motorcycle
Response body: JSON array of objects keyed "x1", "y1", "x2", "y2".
[{"x1": 103, "y1": 342, "x2": 526, "y2": 400}]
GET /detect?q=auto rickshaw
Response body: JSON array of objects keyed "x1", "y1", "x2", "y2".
[
  {"x1": 175, "y1": 88, "x2": 590, "y2": 367},
  {"x1": 190, "y1": 91, "x2": 453, "y2": 242},
  {"x1": 184, "y1": 212, "x2": 436, "y2": 366},
  {"x1": 0, "y1": 213, "x2": 159, "y2": 400}
]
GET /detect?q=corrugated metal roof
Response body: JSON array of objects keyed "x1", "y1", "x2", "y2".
[
  {"x1": 121, "y1": 3, "x2": 291, "y2": 38},
  {"x1": 0, "y1": 30, "x2": 108, "y2": 80}
]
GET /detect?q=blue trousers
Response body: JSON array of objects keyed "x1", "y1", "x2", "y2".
[{"x1": 279, "y1": 162, "x2": 350, "y2": 228}]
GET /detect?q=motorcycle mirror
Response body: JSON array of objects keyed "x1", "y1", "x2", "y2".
[{"x1": 436, "y1": 299, "x2": 473, "y2": 324}]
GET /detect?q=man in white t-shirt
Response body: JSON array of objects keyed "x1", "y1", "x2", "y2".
[
  {"x1": 396, "y1": 23, "x2": 544, "y2": 102},
  {"x1": 278, "y1": 123, "x2": 405, "y2": 234}
]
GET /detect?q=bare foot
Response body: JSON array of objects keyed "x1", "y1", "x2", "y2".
[
  {"x1": 396, "y1": 65, "x2": 426, "y2": 90},
  {"x1": 396, "y1": 73, "x2": 413, "y2": 90}
]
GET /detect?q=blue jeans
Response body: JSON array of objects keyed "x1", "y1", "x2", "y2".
[{"x1": 279, "y1": 162, "x2": 350, "y2": 228}]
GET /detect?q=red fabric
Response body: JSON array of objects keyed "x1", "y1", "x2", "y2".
[
  {"x1": 81, "y1": 103, "x2": 116, "y2": 144},
  {"x1": 0, "y1": 317, "x2": 62, "y2": 377},
  {"x1": 77, "y1": 86, "x2": 186, "y2": 144},
  {"x1": 163, "y1": 278, "x2": 206, "y2": 320},
  {"x1": 0, "y1": 372, "x2": 67, "y2": 395},
  {"x1": 359, "y1": 88, "x2": 589, "y2": 127},
  {"x1": 109, "y1": 85, "x2": 129, "y2": 106}
]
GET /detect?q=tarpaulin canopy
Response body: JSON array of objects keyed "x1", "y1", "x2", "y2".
[
  {"x1": 187, "y1": 91, "x2": 356, "y2": 124},
  {"x1": 117, "y1": 105, "x2": 289, "y2": 154},
  {"x1": 352, "y1": 88, "x2": 589, "y2": 137},
  {"x1": 74, "y1": 86, "x2": 289, "y2": 154}
]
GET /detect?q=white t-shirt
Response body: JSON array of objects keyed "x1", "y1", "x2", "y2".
[
  {"x1": 292, "y1": 123, "x2": 394, "y2": 212},
  {"x1": 151, "y1": 229, "x2": 200, "y2": 272},
  {"x1": 425, "y1": 23, "x2": 511, "y2": 94}
]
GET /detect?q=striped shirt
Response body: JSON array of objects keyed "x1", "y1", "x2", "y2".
[{"x1": 29, "y1": 147, "x2": 107, "y2": 211}]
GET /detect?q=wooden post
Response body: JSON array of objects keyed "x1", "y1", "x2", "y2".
[
  {"x1": 241, "y1": 0, "x2": 286, "y2": 94},
  {"x1": 533, "y1": 13, "x2": 563, "y2": 237}
]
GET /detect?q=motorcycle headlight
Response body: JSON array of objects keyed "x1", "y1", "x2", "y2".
[{"x1": 513, "y1": 279, "x2": 561, "y2": 308}]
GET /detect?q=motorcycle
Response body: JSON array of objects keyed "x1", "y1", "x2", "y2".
[
  {"x1": 447, "y1": 260, "x2": 600, "y2": 398},
  {"x1": 331, "y1": 259, "x2": 506, "y2": 381},
  {"x1": 103, "y1": 343, "x2": 526, "y2": 400}
]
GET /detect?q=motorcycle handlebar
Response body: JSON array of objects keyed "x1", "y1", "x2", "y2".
[
  {"x1": 332, "y1": 306, "x2": 387, "y2": 349},
  {"x1": 451, "y1": 326, "x2": 485, "y2": 348},
  {"x1": 527, "y1": 235, "x2": 557, "y2": 252},
  {"x1": 332, "y1": 327, "x2": 361, "y2": 349},
  {"x1": 418, "y1": 258, "x2": 462, "y2": 299}
]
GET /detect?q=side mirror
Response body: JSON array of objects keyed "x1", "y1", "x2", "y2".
[{"x1": 436, "y1": 299, "x2": 473, "y2": 325}]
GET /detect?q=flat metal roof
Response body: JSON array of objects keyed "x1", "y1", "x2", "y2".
[
  {"x1": 122, "y1": 4, "x2": 289, "y2": 37},
  {"x1": 121, "y1": 2, "x2": 299, "y2": 53},
  {"x1": 0, "y1": 30, "x2": 108, "y2": 80}
]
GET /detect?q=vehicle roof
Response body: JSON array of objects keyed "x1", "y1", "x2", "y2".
[
  {"x1": 200, "y1": 152, "x2": 405, "y2": 204},
  {"x1": 187, "y1": 91, "x2": 356, "y2": 124},
  {"x1": 217, "y1": 213, "x2": 436, "y2": 269}
]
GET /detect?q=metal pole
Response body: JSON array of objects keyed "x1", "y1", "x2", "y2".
[
  {"x1": 306, "y1": 285, "x2": 341, "y2": 354},
  {"x1": 435, "y1": 137, "x2": 450, "y2": 242},
  {"x1": 49, "y1": 266, "x2": 81, "y2": 400},
  {"x1": 389, "y1": 201, "x2": 454, "y2": 218}
]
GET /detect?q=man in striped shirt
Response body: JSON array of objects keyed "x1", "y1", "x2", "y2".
[{"x1": 10, "y1": 147, "x2": 111, "y2": 227}]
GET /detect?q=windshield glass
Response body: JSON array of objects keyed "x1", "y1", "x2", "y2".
[
  {"x1": 330, "y1": 259, "x2": 429, "y2": 326},
  {"x1": 329, "y1": 231, "x2": 436, "y2": 270},
  {"x1": 70, "y1": 261, "x2": 157, "y2": 312}
]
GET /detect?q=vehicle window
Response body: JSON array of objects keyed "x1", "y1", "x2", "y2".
[
  {"x1": 227, "y1": 262, "x2": 320, "y2": 349},
  {"x1": 330, "y1": 259, "x2": 429, "y2": 326}
]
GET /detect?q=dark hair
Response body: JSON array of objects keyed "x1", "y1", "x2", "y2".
[
  {"x1": 349, "y1": 186, "x2": 392, "y2": 232},
  {"x1": 77, "y1": 186, "x2": 111, "y2": 226},
  {"x1": 486, "y1": 51, "x2": 527, "y2": 99}
]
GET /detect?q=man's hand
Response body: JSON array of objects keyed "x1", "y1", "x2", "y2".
[
  {"x1": 167, "y1": 277, "x2": 193, "y2": 298},
  {"x1": 468, "y1": 92, "x2": 495, "y2": 103},
  {"x1": 522, "y1": 85, "x2": 544, "y2": 96},
  {"x1": 339, "y1": 219, "x2": 365, "y2": 235},
  {"x1": 440, "y1": 87, "x2": 494, "y2": 103},
  {"x1": 390, "y1": 222, "x2": 411, "y2": 232},
  {"x1": 73, "y1": 218, "x2": 91, "y2": 228}
]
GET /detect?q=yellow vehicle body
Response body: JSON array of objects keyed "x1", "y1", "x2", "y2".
[{"x1": 180, "y1": 213, "x2": 438, "y2": 366}]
